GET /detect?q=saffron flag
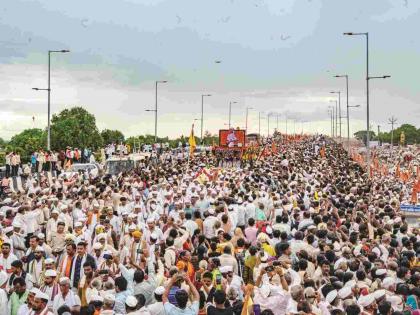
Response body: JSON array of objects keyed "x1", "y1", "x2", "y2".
[{"x1": 188, "y1": 124, "x2": 196, "y2": 157}]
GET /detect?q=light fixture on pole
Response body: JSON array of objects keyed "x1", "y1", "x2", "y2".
[
  {"x1": 201, "y1": 94, "x2": 211, "y2": 144},
  {"x1": 46, "y1": 49, "x2": 70, "y2": 150}
]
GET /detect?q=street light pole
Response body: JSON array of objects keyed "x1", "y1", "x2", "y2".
[
  {"x1": 330, "y1": 100, "x2": 338, "y2": 138},
  {"x1": 201, "y1": 94, "x2": 211, "y2": 144},
  {"x1": 154, "y1": 80, "x2": 167, "y2": 143},
  {"x1": 389, "y1": 116, "x2": 397, "y2": 157},
  {"x1": 335, "y1": 75, "x2": 350, "y2": 149},
  {"x1": 47, "y1": 49, "x2": 69, "y2": 150},
  {"x1": 330, "y1": 91, "x2": 341, "y2": 139}
]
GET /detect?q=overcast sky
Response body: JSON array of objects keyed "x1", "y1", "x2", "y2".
[{"x1": 1, "y1": 0, "x2": 419, "y2": 140}]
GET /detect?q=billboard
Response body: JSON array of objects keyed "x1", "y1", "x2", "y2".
[{"x1": 219, "y1": 129, "x2": 246, "y2": 147}]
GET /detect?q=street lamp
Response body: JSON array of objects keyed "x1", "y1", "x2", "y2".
[
  {"x1": 334, "y1": 75, "x2": 350, "y2": 149},
  {"x1": 245, "y1": 107, "x2": 253, "y2": 140},
  {"x1": 328, "y1": 107, "x2": 334, "y2": 137},
  {"x1": 201, "y1": 94, "x2": 211, "y2": 144},
  {"x1": 343, "y1": 32, "x2": 390, "y2": 174},
  {"x1": 149, "y1": 80, "x2": 167, "y2": 143},
  {"x1": 44, "y1": 49, "x2": 70, "y2": 150},
  {"x1": 330, "y1": 91, "x2": 341, "y2": 139},
  {"x1": 329, "y1": 100, "x2": 338, "y2": 138},
  {"x1": 228, "y1": 101, "x2": 237, "y2": 129}
]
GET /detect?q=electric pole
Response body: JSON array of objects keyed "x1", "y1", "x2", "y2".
[{"x1": 388, "y1": 116, "x2": 397, "y2": 157}]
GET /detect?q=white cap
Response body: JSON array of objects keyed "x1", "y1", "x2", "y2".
[
  {"x1": 220, "y1": 266, "x2": 233, "y2": 273},
  {"x1": 91, "y1": 295, "x2": 104, "y2": 302},
  {"x1": 44, "y1": 269, "x2": 57, "y2": 277},
  {"x1": 4, "y1": 226, "x2": 13, "y2": 234},
  {"x1": 375, "y1": 269, "x2": 387, "y2": 276},
  {"x1": 45, "y1": 258, "x2": 55, "y2": 264},
  {"x1": 326, "y1": 290, "x2": 338, "y2": 304},
  {"x1": 358, "y1": 294, "x2": 375, "y2": 308},
  {"x1": 382, "y1": 277, "x2": 396, "y2": 289},
  {"x1": 93, "y1": 242, "x2": 102, "y2": 250},
  {"x1": 338, "y1": 286, "x2": 352, "y2": 299},
  {"x1": 125, "y1": 295, "x2": 138, "y2": 308},
  {"x1": 154, "y1": 286, "x2": 165, "y2": 295},
  {"x1": 35, "y1": 291, "x2": 50, "y2": 301},
  {"x1": 373, "y1": 289, "x2": 386, "y2": 300},
  {"x1": 75, "y1": 222, "x2": 83, "y2": 228},
  {"x1": 104, "y1": 293, "x2": 115, "y2": 303},
  {"x1": 12, "y1": 221, "x2": 22, "y2": 228},
  {"x1": 35, "y1": 246, "x2": 44, "y2": 252},
  {"x1": 97, "y1": 233, "x2": 107, "y2": 240},
  {"x1": 59, "y1": 277, "x2": 71, "y2": 285},
  {"x1": 37, "y1": 233, "x2": 45, "y2": 239}
]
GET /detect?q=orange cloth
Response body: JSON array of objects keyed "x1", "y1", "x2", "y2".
[{"x1": 64, "y1": 257, "x2": 72, "y2": 277}]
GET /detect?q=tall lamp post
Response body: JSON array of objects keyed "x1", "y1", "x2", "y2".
[
  {"x1": 330, "y1": 91, "x2": 341, "y2": 139},
  {"x1": 147, "y1": 80, "x2": 167, "y2": 143},
  {"x1": 40, "y1": 49, "x2": 70, "y2": 150},
  {"x1": 328, "y1": 107, "x2": 334, "y2": 137},
  {"x1": 228, "y1": 101, "x2": 237, "y2": 129},
  {"x1": 344, "y1": 32, "x2": 390, "y2": 175},
  {"x1": 330, "y1": 100, "x2": 338, "y2": 138},
  {"x1": 334, "y1": 75, "x2": 349, "y2": 148},
  {"x1": 201, "y1": 94, "x2": 211, "y2": 144}
]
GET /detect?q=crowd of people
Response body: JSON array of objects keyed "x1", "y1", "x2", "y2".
[
  {"x1": 0, "y1": 135, "x2": 418, "y2": 315},
  {"x1": 3, "y1": 148, "x2": 95, "y2": 177}
]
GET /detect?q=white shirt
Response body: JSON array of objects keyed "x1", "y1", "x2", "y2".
[
  {"x1": 203, "y1": 216, "x2": 218, "y2": 239},
  {"x1": 147, "y1": 301, "x2": 165, "y2": 315},
  {"x1": 52, "y1": 290, "x2": 81, "y2": 313},
  {"x1": 0, "y1": 253, "x2": 18, "y2": 273},
  {"x1": 0, "y1": 289, "x2": 8, "y2": 315}
]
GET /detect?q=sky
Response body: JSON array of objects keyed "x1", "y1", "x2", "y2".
[{"x1": 0, "y1": 0, "x2": 419, "y2": 140}]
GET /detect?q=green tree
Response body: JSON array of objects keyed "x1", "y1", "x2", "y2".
[
  {"x1": 8, "y1": 128, "x2": 46, "y2": 162},
  {"x1": 353, "y1": 130, "x2": 376, "y2": 145},
  {"x1": 392, "y1": 124, "x2": 418, "y2": 145},
  {"x1": 0, "y1": 137, "x2": 6, "y2": 148},
  {"x1": 101, "y1": 129, "x2": 125, "y2": 145},
  {"x1": 50, "y1": 107, "x2": 103, "y2": 150}
]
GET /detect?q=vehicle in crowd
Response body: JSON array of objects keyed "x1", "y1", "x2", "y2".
[
  {"x1": 62, "y1": 163, "x2": 101, "y2": 179},
  {"x1": 104, "y1": 152, "x2": 151, "y2": 175}
]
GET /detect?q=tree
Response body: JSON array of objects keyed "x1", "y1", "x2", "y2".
[
  {"x1": 50, "y1": 107, "x2": 103, "y2": 150},
  {"x1": 8, "y1": 128, "x2": 46, "y2": 161},
  {"x1": 101, "y1": 129, "x2": 125, "y2": 145},
  {"x1": 353, "y1": 130, "x2": 376, "y2": 145}
]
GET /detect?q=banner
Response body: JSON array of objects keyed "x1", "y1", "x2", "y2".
[
  {"x1": 219, "y1": 129, "x2": 246, "y2": 147},
  {"x1": 400, "y1": 204, "x2": 420, "y2": 212}
]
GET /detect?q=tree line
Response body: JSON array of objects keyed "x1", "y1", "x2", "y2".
[
  {"x1": 354, "y1": 123, "x2": 420, "y2": 145},
  {"x1": 0, "y1": 106, "x2": 218, "y2": 164}
]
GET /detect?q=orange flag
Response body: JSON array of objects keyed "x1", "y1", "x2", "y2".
[
  {"x1": 411, "y1": 185, "x2": 418, "y2": 204},
  {"x1": 395, "y1": 163, "x2": 401, "y2": 178}
]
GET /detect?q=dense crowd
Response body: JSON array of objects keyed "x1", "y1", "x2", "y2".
[{"x1": 0, "y1": 136, "x2": 418, "y2": 315}]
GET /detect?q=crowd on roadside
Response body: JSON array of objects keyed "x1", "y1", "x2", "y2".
[
  {"x1": 0, "y1": 135, "x2": 418, "y2": 315},
  {"x1": 3, "y1": 148, "x2": 94, "y2": 177}
]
